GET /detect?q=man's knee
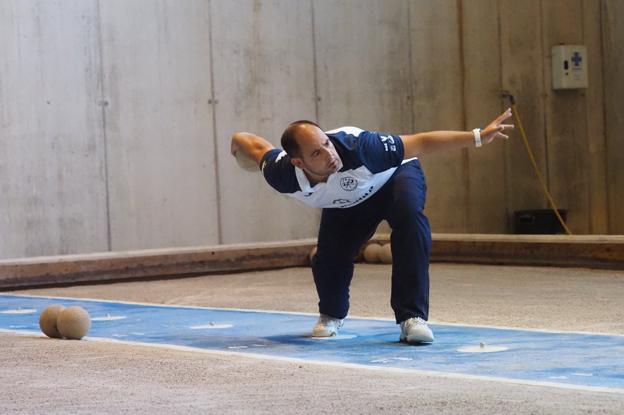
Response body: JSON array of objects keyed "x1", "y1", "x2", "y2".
[
  {"x1": 314, "y1": 245, "x2": 360, "y2": 267},
  {"x1": 389, "y1": 206, "x2": 429, "y2": 232}
]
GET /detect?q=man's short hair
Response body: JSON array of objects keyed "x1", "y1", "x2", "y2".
[{"x1": 281, "y1": 120, "x2": 321, "y2": 158}]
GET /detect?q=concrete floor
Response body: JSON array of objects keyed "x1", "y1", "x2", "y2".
[{"x1": 2, "y1": 263, "x2": 624, "y2": 414}]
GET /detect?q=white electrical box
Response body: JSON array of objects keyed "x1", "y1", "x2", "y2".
[{"x1": 552, "y1": 45, "x2": 588, "y2": 89}]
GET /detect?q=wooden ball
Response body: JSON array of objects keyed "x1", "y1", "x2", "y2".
[
  {"x1": 57, "y1": 306, "x2": 91, "y2": 340},
  {"x1": 39, "y1": 304, "x2": 65, "y2": 338},
  {"x1": 379, "y1": 243, "x2": 393, "y2": 264},
  {"x1": 234, "y1": 150, "x2": 258, "y2": 172},
  {"x1": 362, "y1": 243, "x2": 381, "y2": 263}
]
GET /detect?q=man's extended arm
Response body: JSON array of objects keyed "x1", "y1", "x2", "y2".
[
  {"x1": 230, "y1": 132, "x2": 275, "y2": 166},
  {"x1": 400, "y1": 108, "x2": 514, "y2": 159}
]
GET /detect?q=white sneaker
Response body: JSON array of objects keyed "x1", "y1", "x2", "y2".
[
  {"x1": 400, "y1": 317, "x2": 434, "y2": 344},
  {"x1": 311, "y1": 314, "x2": 344, "y2": 337}
]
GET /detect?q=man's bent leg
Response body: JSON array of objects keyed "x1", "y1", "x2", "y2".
[
  {"x1": 312, "y1": 205, "x2": 382, "y2": 319},
  {"x1": 385, "y1": 160, "x2": 432, "y2": 324}
]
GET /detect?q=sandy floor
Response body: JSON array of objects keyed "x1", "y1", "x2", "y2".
[{"x1": 2, "y1": 263, "x2": 624, "y2": 414}]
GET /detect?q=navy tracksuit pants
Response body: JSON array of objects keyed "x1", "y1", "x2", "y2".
[{"x1": 311, "y1": 159, "x2": 432, "y2": 324}]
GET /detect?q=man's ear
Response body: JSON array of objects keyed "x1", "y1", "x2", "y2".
[{"x1": 290, "y1": 157, "x2": 303, "y2": 168}]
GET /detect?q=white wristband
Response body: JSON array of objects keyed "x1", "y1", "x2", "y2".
[{"x1": 472, "y1": 128, "x2": 482, "y2": 148}]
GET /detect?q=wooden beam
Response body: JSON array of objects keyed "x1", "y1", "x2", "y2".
[
  {"x1": 0, "y1": 240, "x2": 316, "y2": 290},
  {"x1": 1, "y1": 235, "x2": 622, "y2": 290},
  {"x1": 427, "y1": 234, "x2": 624, "y2": 269}
]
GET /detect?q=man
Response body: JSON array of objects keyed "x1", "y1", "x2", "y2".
[{"x1": 230, "y1": 109, "x2": 514, "y2": 344}]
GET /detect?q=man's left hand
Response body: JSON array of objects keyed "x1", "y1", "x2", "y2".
[{"x1": 481, "y1": 108, "x2": 515, "y2": 145}]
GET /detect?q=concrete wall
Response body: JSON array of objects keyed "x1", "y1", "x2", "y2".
[
  {"x1": 212, "y1": 0, "x2": 319, "y2": 244},
  {"x1": 0, "y1": 1, "x2": 109, "y2": 258},
  {"x1": 0, "y1": 0, "x2": 622, "y2": 259},
  {"x1": 100, "y1": 0, "x2": 219, "y2": 250}
]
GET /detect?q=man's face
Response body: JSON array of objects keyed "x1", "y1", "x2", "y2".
[{"x1": 290, "y1": 125, "x2": 343, "y2": 178}]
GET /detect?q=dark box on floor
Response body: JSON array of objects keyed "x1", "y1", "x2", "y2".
[{"x1": 513, "y1": 209, "x2": 568, "y2": 234}]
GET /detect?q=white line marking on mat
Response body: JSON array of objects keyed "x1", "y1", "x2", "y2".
[
  {"x1": 3, "y1": 293, "x2": 622, "y2": 337},
  {"x1": 1, "y1": 328, "x2": 623, "y2": 395}
]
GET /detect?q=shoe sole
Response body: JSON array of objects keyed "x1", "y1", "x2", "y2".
[
  {"x1": 311, "y1": 330, "x2": 337, "y2": 338},
  {"x1": 400, "y1": 335, "x2": 434, "y2": 344}
]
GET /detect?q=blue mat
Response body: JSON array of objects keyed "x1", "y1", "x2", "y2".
[{"x1": 1, "y1": 294, "x2": 623, "y2": 392}]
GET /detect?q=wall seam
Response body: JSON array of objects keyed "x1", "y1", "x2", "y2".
[
  {"x1": 577, "y1": 0, "x2": 595, "y2": 234},
  {"x1": 95, "y1": 0, "x2": 112, "y2": 251},
  {"x1": 406, "y1": 0, "x2": 415, "y2": 133},
  {"x1": 580, "y1": 0, "x2": 592, "y2": 233},
  {"x1": 600, "y1": 0, "x2": 611, "y2": 233},
  {"x1": 580, "y1": 0, "x2": 591, "y2": 232},
  {"x1": 496, "y1": 0, "x2": 510, "y2": 232},
  {"x1": 457, "y1": 0, "x2": 470, "y2": 232},
  {"x1": 207, "y1": 0, "x2": 223, "y2": 244},
  {"x1": 539, "y1": 0, "x2": 551, "y2": 204},
  {"x1": 310, "y1": 0, "x2": 320, "y2": 123},
  {"x1": 499, "y1": 1, "x2": 513, "y2": 232}
]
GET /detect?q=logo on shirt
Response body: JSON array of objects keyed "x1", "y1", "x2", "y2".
[
  {"x1": 336, "y1": 185, "x2": 375, "y2": 208},
  {"x1": 380, "y1": 135, "x2": 397, "y2": 152},
  {"x1": 340, "y1": 176, "x2": 358, "y2": 191},
  {"x1": 333, "y1": 199, "x2": 351, "y2": 205}
]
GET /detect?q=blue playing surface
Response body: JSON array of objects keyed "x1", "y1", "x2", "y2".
[{"x1": 1, "y1": 294, "x2": 623, "y2": 392}]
